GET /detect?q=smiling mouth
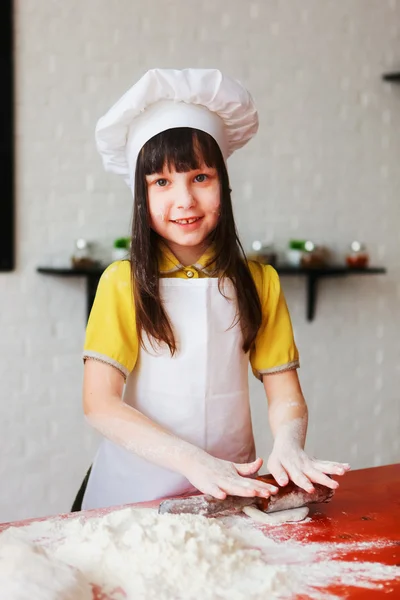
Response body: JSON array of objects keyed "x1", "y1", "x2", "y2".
[{"x1": 171, "y1": 217, "x2": 203, "y2": 225}]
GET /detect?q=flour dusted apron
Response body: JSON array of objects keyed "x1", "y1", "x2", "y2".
[{"x1": 82, "y1": 278, "x2": 255, "y2": 510}]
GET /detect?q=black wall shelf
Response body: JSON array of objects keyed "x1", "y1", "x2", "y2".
[
  {"x1": 37, "y1": 264, "x2": 386, "y2": 322},
  {"x1": 382, "y1": 72, "x2": 400, "y2": 83},
  {"x1": 37, "y1": 266, "x2": 103, "y2": 321},
  {"x1": 278, "y1": 265, "x2": 386, "y2": 321}
]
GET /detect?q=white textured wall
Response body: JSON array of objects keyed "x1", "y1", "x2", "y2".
[{"x1": 1, "y1": 0, "x2": 399, "y2": 522}]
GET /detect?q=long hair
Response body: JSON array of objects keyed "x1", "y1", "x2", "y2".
[{"x1": 130, "y1": 127, "x2": 262, "y2": 355}]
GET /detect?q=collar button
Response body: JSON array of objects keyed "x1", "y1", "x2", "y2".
[{"x1": 186, "y1": 270, "x2": 194, "y2": 278}]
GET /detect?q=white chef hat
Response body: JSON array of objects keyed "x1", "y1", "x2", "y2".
[{"x1": 95, "y1": 68, "x2": 258, "y2": 190}]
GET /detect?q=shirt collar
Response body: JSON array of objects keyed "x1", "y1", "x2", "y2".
[{"x1": 158, "y1": 242, "x2": 216, "y2": 275}]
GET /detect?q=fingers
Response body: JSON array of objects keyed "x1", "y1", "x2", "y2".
[
  {"x1": 250, "y1": 479, "x2": 279, "y2": 497},
  {"x1": 233, "y1": 459, "x2": 278, "y2": 496},
  {"x1": 197, "y1": 454, "x2": 349, "y2": 501},
  {"x1": 191, "y1": 456, "x2": 276, "y2": 501},
  {"x1": 267, "y1": 456, "x2": 289, "y2": 487},
  {"x1": 288, "y1": 468, "x2": 315, "y2": 493},
  {"x1": 303, "y1": 466, "x2": 340, "y2": 490},
  {"x1": 315, "y1": 474, "x2": 339, "y2": 490},
  {"x1": 266, "y1": 449, "x2": 351, "y2": 494},
  {"x1": 218, "y1": 477, "x2": 278, "y2": 498},
  {"x1": 216, "y1": 481, "x2": 257, "y2": 497},
  {"x1": 234, "y1": 457, "x2": 263, "y2": 476},
  {"x1": 286, "y1": 458, "x2": 342, "y2": 492},
  {"x1": 203, "y1": 484, "x2": 227, "y2": 500},
  {"x1": 312, "y1": 460, "x2": 351, "y2": 476}
]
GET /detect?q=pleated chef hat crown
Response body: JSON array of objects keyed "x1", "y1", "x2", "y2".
[{"x1": 95, "y1": 68, "x2": 259, "y2": 190}]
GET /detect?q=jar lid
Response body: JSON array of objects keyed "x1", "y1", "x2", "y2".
[{"x1": 350, "y1": 241, "x2": 365, "y2": 252}]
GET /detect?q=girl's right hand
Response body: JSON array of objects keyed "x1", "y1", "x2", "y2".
[{"x1": 181, "y1": 451, "x2": 279, "y2": 500}]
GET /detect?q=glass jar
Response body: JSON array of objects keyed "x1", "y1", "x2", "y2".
[
  {"x1": 71, "y1": 238, "x2": 95, "y2": 269},
  {"x1": 346, "y1": 241, "x2": 369, "y2": 268},
  {"x1": 248, "y1": 240, "x2": 277, "y2": 266}
]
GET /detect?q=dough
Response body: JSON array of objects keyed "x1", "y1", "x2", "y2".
[
  {"x1": 0, "y1": 534, "x2": 92, "y2": 600},
  {"x1": 242, "y1": 505, "x2": 310, "y2": 525}
]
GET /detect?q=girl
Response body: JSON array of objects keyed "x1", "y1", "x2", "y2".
[{"x1": 75, "y1": 69, "x2": 350, "y2": 511}]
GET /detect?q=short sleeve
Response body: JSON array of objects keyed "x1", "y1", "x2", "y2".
[
  {"x1": 249, "y1": 263, "x2": 300, "y2": 380},
  {"x1": 83, "y1": 261, "x2": 138, "y2": 378}
]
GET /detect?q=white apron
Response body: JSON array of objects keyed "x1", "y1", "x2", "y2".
[{"x1": 82, "y1": 278, "x2": 255, "y2": 510}]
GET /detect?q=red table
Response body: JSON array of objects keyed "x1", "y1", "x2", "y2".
[
  {"x1": 1, "y1": 464, "x2": 399, "y2": 599},
  {"x1": 263, "y1": 463, "x2": 400, "y2": 598}
]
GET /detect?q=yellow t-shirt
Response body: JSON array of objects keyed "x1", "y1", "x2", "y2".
[{"x1": 83, "y1": 245, "x2": 299, "y2": 380}]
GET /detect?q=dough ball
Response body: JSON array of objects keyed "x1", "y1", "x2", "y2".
[
  {"x1": 242, "y1": 505, "x2": 309, "y2": 525},
  {"x1": 0, "y1": 534, "x2": 92, "y2": 600}
]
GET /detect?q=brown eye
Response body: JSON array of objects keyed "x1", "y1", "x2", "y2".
[{"x1": 156, "y1": 179, "x2": 168, "y2": 187}]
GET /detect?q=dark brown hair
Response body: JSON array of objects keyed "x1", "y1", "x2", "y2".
[{"x1": 130, "y1": 127, "x2": 262, "y2": 355}]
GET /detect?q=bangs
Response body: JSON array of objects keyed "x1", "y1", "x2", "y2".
[{"x1": 140, "y1": 128, "x2": 222, "y2": 175}]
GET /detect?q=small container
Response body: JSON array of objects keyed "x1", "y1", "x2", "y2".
[
  {"x1": 346, "y1": 241, "x2": 369, "y2": 268},
  {"x1": 301, "y1": 241, "x2": 329, "y2": 267},
  {"x1": 112, "y1": 237, "x2": 131, "y2": 262},
  {"x1": 286, "y1": 240, "x2": 313, "y2": 267},
  {"x1": 286, "y1": 248, "x2": 303, "y2": 267},
  {"x1": 71, "y1": 239, "x2": 96, "y2": 269},
  {"x1": 248, "y1": 240, "x2": 277, "y2": 266}
]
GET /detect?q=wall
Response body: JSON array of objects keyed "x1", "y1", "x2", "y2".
[{"x1": 0, "y1": 0, "x2": 399, "y2": 522}]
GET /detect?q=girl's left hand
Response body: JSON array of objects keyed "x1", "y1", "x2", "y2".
[{"x1": 267, "y1": 444, "x2": 351, "y2": 493}]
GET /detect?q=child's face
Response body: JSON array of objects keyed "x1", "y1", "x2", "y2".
[{"x1": 146, "y1": 163, "x2": 221, "y2": 260}]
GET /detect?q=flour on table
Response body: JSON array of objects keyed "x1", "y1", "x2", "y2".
[
  {"x1": 0, "y1": 534, "x2": 92, "y2": 600},
  {"x1": 0, "y1": 507, "x2": 399, "y2": 600}
]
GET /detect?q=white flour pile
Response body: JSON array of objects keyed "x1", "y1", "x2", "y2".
[
  {"x1": 0, "y1": 507, "x2": 399, "y2": 600},
  {"x1": 0, "y1": 535, "x2": 92, "y2": 600}
]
